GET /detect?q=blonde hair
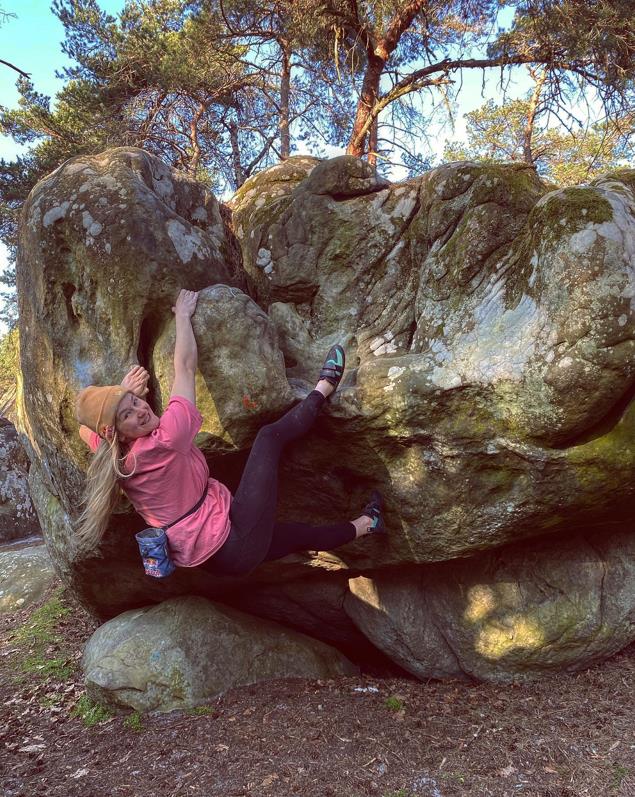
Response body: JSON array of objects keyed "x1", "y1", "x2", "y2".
[{"x1": 75, "y1": 430, "x2": 136, "y2": 555}]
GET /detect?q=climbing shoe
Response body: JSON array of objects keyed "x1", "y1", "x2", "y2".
[
  {"x1": 362, "y1": 490, "x2": 386, "y2": 534},
  {"x1": 319, "y1": 344, "x2": 346, "y2": 391}
]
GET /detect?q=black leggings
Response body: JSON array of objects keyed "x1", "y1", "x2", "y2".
[{"x1": 202, "y1": 390, "x2": 355, "y2": 576}]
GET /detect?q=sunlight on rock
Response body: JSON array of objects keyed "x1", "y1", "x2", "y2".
[
  {"x1": 475, "y1": 615, "x2": 545, "y2": 659},
  {"x1": 464, "y1": 584, "x2": 496, "y2": 623}
]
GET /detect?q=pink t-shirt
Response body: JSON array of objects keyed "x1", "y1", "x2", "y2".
[{"x1": 89, "y1": 395, "x2": 232, "y2": 567}]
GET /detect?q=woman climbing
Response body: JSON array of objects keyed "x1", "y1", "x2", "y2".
[{"x1": 76, "y1": 289, "x2": 384, "y2": 576}]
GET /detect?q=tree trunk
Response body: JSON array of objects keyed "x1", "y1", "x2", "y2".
[
  {"x1": 368, "y1": 116, "x2": 378, "y2": 169},
  {"x1": 229, "y1": 120, "x2": 245, "y2": 189},
  {"x1": 523, "y1": 69, "x2": 547, "y2": 165},
  {"x1": 189, "y1": 103, "x2": 205, "y2": 175},
  {"x1": 345, "y1": 0, "x2": 426, "y2": 159},
  {"x1": 347, "y1": 56, "x2": 384, "y2": 158},
  {"x1": 279, "y1": 39, "x2": 291, "y2": 160}
]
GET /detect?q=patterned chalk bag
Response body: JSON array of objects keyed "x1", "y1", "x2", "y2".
[{"x1": 134, "y1": 527, "x2": 176, "y2": 578}]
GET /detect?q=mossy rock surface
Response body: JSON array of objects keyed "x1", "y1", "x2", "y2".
[{"x1": 15, "y1": 148, "x2": 635, "y2": 680}]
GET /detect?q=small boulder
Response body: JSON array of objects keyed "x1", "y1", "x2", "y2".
[
  {"x1": 82, "y1": 595, "x2": 358, "y2": 712},
  {"x1": 0, "y1": 542, "x2": 54, "y2": 613}
]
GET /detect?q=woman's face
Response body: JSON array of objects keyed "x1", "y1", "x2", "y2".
[{"x1": 115, "y1": 393, "x2": 159, "y2": 442}]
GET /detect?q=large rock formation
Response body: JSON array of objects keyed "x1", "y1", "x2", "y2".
[{"x1": 15, "y1": 147, "x2": 635, "y2": 682}]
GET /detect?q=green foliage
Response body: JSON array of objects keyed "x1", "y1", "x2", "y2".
[
  {"x1": 384, "y1": 695, "x2": 404, "y2": 712},
  {"x1": 186, "y1": 704, "x2": 214, "y2": 716},
  {"x1": 445, "y1": 77, "x2": 634, "y2": 185},
  {"x1": 0, "y1": 326, "x2": 18, "y2": 398},
  {"x1": 71, "y1": 695, "x2": 113, "y2": 727},
  {"x1": 611, "y1": 762, "x2": 629, "y2": 790},
  {"x1": 12, "y1": 589, "x2": 71, "y2": 647},
  {"x1": 123, "y1": 711, "x2": 144, "y2": 732}
]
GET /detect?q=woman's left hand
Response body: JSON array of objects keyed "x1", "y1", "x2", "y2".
[{"x1": 121, "y1": 365, "x2": 150, "y2": 397}]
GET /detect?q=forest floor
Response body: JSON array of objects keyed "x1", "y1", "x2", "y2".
[{"x1": 1, "y1": 582, "x2": 634, "y2": 797}]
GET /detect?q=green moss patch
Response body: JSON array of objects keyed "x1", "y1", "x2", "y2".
[
  {"x1": 71, "y1": 694, "x2": 113, "y2": 727},
  {"x1": 531, "y1": 187, "x2": 613, "y2": 237},
  {"x1": 11, "y1": 588, "x2": 75, "y2": 682}
]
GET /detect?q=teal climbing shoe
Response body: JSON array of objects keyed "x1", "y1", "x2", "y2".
[
  {"x1": 319, "y1": 344, "x2": 346, "y2": 391},
  {"x1": 362, "y1": 490, "x2": 386, "y2": 534}
]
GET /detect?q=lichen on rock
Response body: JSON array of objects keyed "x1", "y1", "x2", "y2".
[{"x1": 14, "y1": 148, "x2": 635, "y2": 683}]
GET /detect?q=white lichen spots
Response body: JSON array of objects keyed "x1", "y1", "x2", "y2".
[
  {"x1": 42, "y1": 202, "x2": 70, "y2": 228},
  {"x1": 391, "y1": 191, "x2": 417, "y2": 220},
  {"x1": 527, "y1": 260, "x2": 539, "y2": 288},
  {"x1": 68, "y1": 163, "x2": 96, "y2": 178},
  {"x1": 82, "y1": 211, "x2": 103, "y2": 237},
  {"x1": 151, "y1": 171, "x2": 175, "y2": 208},
  {"x1": 545, "y1": 350, "x2": 555, "y2": 363},
  {"x1": 255, "y1": 195, "x2": 266, "y2": 209},
  {"x1": 370, "y1": 332, "x2": 398, "y2": 356},
  {"x1": 166, "y1": 219, "x2": 209, "y2": 263},
  {"x1": 618, "y1": 314, "x2": 628, "y2": 327},
  {"x1": 558, "y1": 357, "x2": 573, "y2": 368},
  {"x1": 387, "y1": 366, "x2": 405, "y2": 380},
  {"x1": 192, "y1": 206, "x2": 208, "y2": 222},
  {"x1": 595, "y1": 221, "x2": 623, "y2": 246},
  {"x1": 429, "y1": 290, "x2": 543, "y2": 389},
  {"x1": 569, "y1": 227, "x2": 597, "y2": 254},
  {"x1": 386, "y1": 239, "x2": 406, "y2": 261},
  {"x1": 29, "y1": 206, "x2": 42, "y2": 232},
  {"x1": 105, "y1": 242, "x2": 111, "y2": 254},
  {"x1": 263, "y1": 263, "x2": 274, "y2": 278},
  {"x1": 256, "y1": 248, "x2": 272, "y2": 268},
  {"x1": 430, "y1": 369, "x2": 462, "y2": 389}
]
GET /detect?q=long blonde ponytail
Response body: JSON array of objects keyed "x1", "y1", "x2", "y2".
[{"x1": 75, "y1": 431, "x2": 135, "y2": 555}]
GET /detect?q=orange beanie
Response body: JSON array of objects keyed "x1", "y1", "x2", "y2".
[{"x1": 76, "y1": 385, "x2": 127, "y2": 438}]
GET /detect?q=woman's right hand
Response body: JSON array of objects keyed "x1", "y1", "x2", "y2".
[{"x1": 172, "y1": 289, "x2": 199, "y2": 319}]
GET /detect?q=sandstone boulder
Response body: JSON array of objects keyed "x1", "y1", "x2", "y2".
[
  {"x1": 14, "y1": 147, "x2": 635, "y2": 681},
  {"x1": 82, "y1": 595, "x2": 357, "y2": 712},
  {"x1": 345, "y1": 527, "x2": 635, "y2": 682}
]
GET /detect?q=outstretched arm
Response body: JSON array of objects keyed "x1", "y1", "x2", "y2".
[{"x1": 170, "y1": 289, "x2": 199, "y2": 404}]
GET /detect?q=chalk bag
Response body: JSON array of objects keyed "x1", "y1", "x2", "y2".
[{"x1": 134, "y1": 527, "x2": 176, "y2": 578}]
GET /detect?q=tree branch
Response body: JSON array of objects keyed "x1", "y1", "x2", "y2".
[{"x1": 0, "y1": 58, "x2": 30, "y2": 79}]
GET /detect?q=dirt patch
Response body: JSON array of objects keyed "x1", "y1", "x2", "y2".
[{"x1": 1, "y1": 581, "x2": 634, "y2": 797}]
